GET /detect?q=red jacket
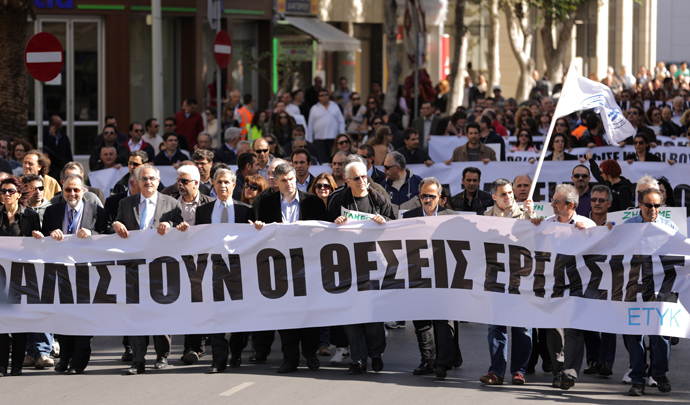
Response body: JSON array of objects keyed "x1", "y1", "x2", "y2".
[{"x1": 174, "y1": 110, "x2": 204, "y2": 150}]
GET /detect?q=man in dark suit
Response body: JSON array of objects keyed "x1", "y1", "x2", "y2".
[
  {"x1": 39, "y1": 173, "x2": 110, "y2": 374},
  {"x1": 213, "y1": 127, "x2": 241, "y2": 165},
  {"x1": 182, "y1": 167, "x2": 252, "y2": 373},
  {"x1": 411, "y1": 101, "x2": 441, "y2": 150},
  {"x1": 112, "y1": 165, "x2": 183, "y2": 375},
  {"x1": 402, "y1": 177, "x2": 459, "y2": 380},
  {"x1": 153, "y1": 132, "x2": 188, "y2": 166},
  {"x1": 253, "y1": 163, "x2": 328, "y2": 373},
  {"x1": 43, "y1": 115, "x2": 73, "y2": 179}
]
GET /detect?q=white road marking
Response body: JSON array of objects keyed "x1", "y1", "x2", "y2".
[{"x1": 219, "y1": 382, "x2": 255, "y2": 397}]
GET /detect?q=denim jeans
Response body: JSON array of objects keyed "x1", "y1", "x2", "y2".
[
  {"x1": 584, "y1": 331, "x2": 616, "y2": 366},
  {"x1": 26, "y1": 333, "x2": 53, "y2": 360},
  {"x1": 344, "y1": 323, "x2": 386, "y2": 367},
  {"x1": 624, "y1": 334, "x2": 670, "y2": 385},
  {"x1": 487, "y1": 325, "x2": 532, "y2": 377}
]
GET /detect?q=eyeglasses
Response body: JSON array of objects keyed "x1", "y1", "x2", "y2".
[
  {"x1": 133, "y1": 129, "x2": 143, "y2": 133},
  {"x1": 254, "y1": 149, "x2": 269, "y2": 154},
  {"x1": 350, "y1": 175, "x2": 367, "y2": 183},
  {"x1": 177, "y1": 178, "x2": 195, "y2": 185},
  {"x1": 519, "y1": 133, "x2": 530, "y2": 138},
  {"x1": 319, "y1": 93, "x2": 329, "y2": 97},
  {"x1": 315, "y1": 183, "x2": 332, "y2": 191},
  {"x1": 572, "y1": 174, "x2": 589, "y2": 179},
  {"x1": 244, "y1": 183, "x2": 260, "y2": 190},
  {"x1": 352, "y1": 97, "x2": 360, "y2": 101},
  {"x1": 32, "y1": 186, "x2": 45, "y2": 192},
  {"x1": 556, "y1": 122, "x2": 568, "y2": 127},
  {"x1": 63, "y1": 187, "x2": 82, "y2": 194},
  {"x1": 194, "y1": 160, "x2": 209, "y2": 166},
  {"x1": 553, "y1": 139, "x2": 565, "y2": 144},
  {"x1": 338, "y1": 140, "x2": 350, "y2": 145},
  {"x1": 140, "y1": 176, "x2": 158, "y2": 182},
  {"x1": 383, "y1": 165, "x2": 397, "y2": 171},
  {"x1": 420, "y1": 194, "x2": 438, "y2": 200},
  {"x1": 372, "y1": 121, "x2": 382, "y2": 126},
  {"x1": 628, "y1": 111, "x2": 639, "y2": 116},
  {"x1": 641, "y1": 202, "x2": 662, "y2": 209},
  {"x1": 591, "y1": 197, "x2": 608, "y2": 203},
  {"x1": 0, "y1": 188, "x2": 18, "y2": 195},
  {"x1": 551, "y1": 198, "x2": 563, "y2": 204},
  {"x1": 103, "y1": 131, "x2": 115, "y2": 135}
]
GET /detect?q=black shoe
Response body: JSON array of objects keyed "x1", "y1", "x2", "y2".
[
  {"x1": 371, "y1": 357, "x2": 384, "y2": 372},
  {"x1": 277, "y1": 361, "x2": 297, "y2": 373},
  {"x1": 306, "y1": 355, "x2": 320, "y2": 371},
  {"x1": 434, "y1": 366, "x2": 447, "y2": 379},
  {"x1": 526, "y1": 366, "x2": 535, "y2": 374},
  {"x1": 0, "y1": 366, "x2": 5, "y2": 376},
  {"x1": 182, "y1": 350, "x2": 200, "y2": 365},
  {"x1": 598, "y1": 361, "x2": 612, "y2": 376},
  {"x1": 413, "y1": 362, "x2": 434, "y2": 375},
  {"x1": 154, "y1": 357, "x2": 168, "y2": 369},
  {"x1": 453, "y1": 351, "x2": 463, "y2": 368},
  {"x1": 552, "y1": 373, "x2": 563, "y2": 388},
  {"x1": 229, "y1": 357, "x2": 241, "y2": 368},
  {"x1": 542, "y1": 362, "x2": 553, "y2": 373},
  {"x1": 121, "y1": 348, "x2": 133, "y2": 362},
  {"x1": 583, "y1": 360, "x2": 600, "y2": 374},
  {"x1": 67, "y1": 368, "x2": 83, "y2": 375},
  {"x1": 54, "y1": 362, "x2": 68, "y2": 373},
  {"x1": 629, "y1": 383, "x2": 645, "y2": 396},
  {"x1": 207, "y1": 366, "x2": 225, "y2": 374},
  {"x1": 126, "y1": 362, "x2": 145, "y2": 375},
  {"x1": 248, "y1": 353, "x2": 267, "y2": 363},
  {"x1": 560, "y1": 374, "x2": 575, "y2": 390},
  {"x1": 653, "y1": 375, "x2": 671, "y2": 393},
  {"x1": 10, "y1": 368, "x2": 22, "y2": 376},
  {"x1": 347, "y1": 361, "x2": 366, "y2": 375}
]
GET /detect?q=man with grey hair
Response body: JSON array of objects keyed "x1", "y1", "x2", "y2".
[
  {"x1": 173, "y1": 165, "x2": 214, "y2": 228},
  {"x1": 196, "y1": 131, "x2": 214, "y2": 152},
  {"x1": 479, "y1": 178, "x2": 534, "y2": 386},
  {"x1": 382, "y1": 151, "x2": 422, "y2": 206},
  {"x1": 237, "y1": 140, "x2": 252, "y2": 155},
  {"x1": 403, "y1": 177, "x2": 458, "y2": 379},
  {"x1": 214, "y1": 127, "x2": 241, "y2": 164},
  {"x1": 635, "y1": 174, "x2": 658, "y2": 195},
  {"x1": 328, "y1": 159, "x2": 395, "y2": 375},
  {"x1": 253, "y1": 163, "x2": 327, "y2": 373},
  {"x1": 531, "y1": 183, "x2": 595, "y2": 391},
  {"x1": 623, "y1": 186, "x2": 677, "y2": 396}
]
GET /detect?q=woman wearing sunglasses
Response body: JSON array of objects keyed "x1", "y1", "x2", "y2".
[
  {"x1": 544, "y1": 130, "x2": 577, "y2": 161},
  {"x1": 511, "y1": 130, "x2": 538, "y2": 152},
  {"x1": 308, "y1": 173, "x2": 337, "y2": 207},
  {"x1": 240, "y1": 175, "x2": 268, "y2": 206},
  {"x1": 0, "y1": 175, "x2": 42, "y2": 376},
  {"x1": 330, "y1": 133, "x2": 356, "y2": 162}
]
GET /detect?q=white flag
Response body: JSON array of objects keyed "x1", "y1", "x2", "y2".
[{"x1": 553, "y1": 63, "x2": 636, "y2": 145}]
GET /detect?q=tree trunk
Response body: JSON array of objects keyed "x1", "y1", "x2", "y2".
[
  {"x1": 487, "y1": 0, "x2": 500, "y2": 88},
  {"x1": 503, "y1": 0, "x2": 534, "y2": 102},
  {"x1": 0, "y1": 1, "x2": 33, "y2": 141},
  {"x1": 383, "y1": 0, "x2": 402, "y2": 114},
  {"x1": 446, "y1": 0, "x2": 466, "y2": 114},
  {"x1": 541, "y1": 8, "x2": 577, "y2": 86}
]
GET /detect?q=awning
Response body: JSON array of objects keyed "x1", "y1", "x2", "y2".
[{"x1": 283, "y1": 16, "x2": 361, "y2": 53}]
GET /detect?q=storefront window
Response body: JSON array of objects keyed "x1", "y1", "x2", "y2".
[{"x1": 229, "y1": 22, "x2": 258, "y2": 103}]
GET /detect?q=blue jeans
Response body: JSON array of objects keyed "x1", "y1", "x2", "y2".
[
  {"x1": 487, "y1": 325, "x2": 532, "y2": 377},
  {"x1": 584, "y1": 331, "x2": 616, "y2": 366},
  {"x1": 26, "y1": 333, "x2": 53, "y2": 360},
  {"x1": 624, "y1": 334, "x2": 670, "y2": 385}
]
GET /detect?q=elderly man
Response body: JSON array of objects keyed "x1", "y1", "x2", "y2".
[
  {"x1": 112, "y1": 165, "x2": 183, "y2": 375},
  {"x1": 327, "y1": 160, "x2": 396, "y2": 375},
  {"x1": 531, "y1": 184, "x2": 596, "y2": 391},
  {"x1": 253, "y1": 163, "x2": 327, "y2": 373},
  {"x1": 623, "y1": 187, "x2": 677, "y2": 396},
  {"x1": 330, "y1": 151, "x2": 348, "y2": 188},
  {"x1": 253, "y1": 137, "x2": 273, "y2": 180},
  {"x1": 403, "y1": 177, "x2": 459, "y2": 379},
  {"x1": 53, "y1": 162, "x2": 105, "y2": 207},
  {"x1": 215, "y1": 127, "x2": 241, "y2": 164},
  {"x1": 382, "y1": 151, "x2": 423, "y2": 207},
  {"x1": 174, "y1": 165, "x2": 215, "y2": 227},
  {"x1": 479, "y1": 179, "x2": 535, "y2": 386},
  {"x1": 190, "y1": 168, "x2": 252, "y2": 373},
  {"x1": 307, "y1": 88, "x2": 345, "y2": 162},
  {"x1": 37, "y1": 173, "x2": 109, "y2": 374},
  {"x1": 449, "y1": 167, "x2": 493, "y2": 214},
  {"x1": 23, "y1": 150, "x2": 61, "y2": 200},
  {"x1": 513, "y1": 175, "x2": 532, "y2": 203}
]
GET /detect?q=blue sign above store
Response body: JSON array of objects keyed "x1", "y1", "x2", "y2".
[{"x1": 35, "y1": 0, "x2": 74, "y2": 9}]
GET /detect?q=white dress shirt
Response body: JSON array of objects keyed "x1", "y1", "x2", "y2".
[
  {"x1": 306, "y1": 101, "x2": 345, "y2": 142},
  {"x1": 211, "y1": 198, "x2": 235, "y2": 224}
]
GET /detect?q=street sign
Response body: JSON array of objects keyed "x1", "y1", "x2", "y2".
[
  {"x1": 213, "y1": 31, "x2": 232, "y2": 69},
  {"x1": 25, "y1": 32, "x2": 64, "y2": 82}
]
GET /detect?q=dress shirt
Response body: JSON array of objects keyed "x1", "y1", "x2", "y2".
[
  {"x1": 178, "y1": 192, "x2": 201, "y2": 225},
  {"x1": 211, "y1": 198, "x2": 235, "y2": 224},
  {"x1": 423, "y1": 117, "x2": 433, "y2": 137},
  {"x1": 139, "y1": 192, "x2": 159, "y2": 229},
  {"x1": 128, "y1": 139, "x2": 143, "y2": 151},
  {"x1": 296, "y1": 175, "x2": 311, "y2": 193},
  {"x1": 280, "y1": 192, "x2": 300, "y2": 223},
  {"x1": 62, "y1": 200, "x2": 84, "y2": 234},
  {"x1": 545, "y1": 212, "x2": 596, "y2": 228},
  {"x1": 306, "y1": 101, "x2": 345, "y2": 142},
  {"x1": 422, "y1": 205, "x2": 438, "y2": 217},
  {"x1": 624, "y1": 212, "x2": 679, "y2": 232}
]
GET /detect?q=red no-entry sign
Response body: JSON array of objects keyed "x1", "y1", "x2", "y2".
[
  {"x1": 213, "y1": 31, "x2": 232, "y2": 69},
  {"x1": 25, "y1": 32, "x2": 64, "y2": 82}
]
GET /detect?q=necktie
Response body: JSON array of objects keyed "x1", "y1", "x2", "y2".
[
  {"x1": 140, "y1": 199, "x2": 149, "y2": 230},
  {"x1": 221, "y1": 202, "x2": 229, "y2": 223},
  {"x1": 68, "y1": 208, "x2": 76, "y2": 234}
]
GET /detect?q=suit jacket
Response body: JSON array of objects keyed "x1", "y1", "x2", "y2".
[
  {"x1": 412, "y1": 116, "x2": 441, "y2": 137},
  {"x1": 402, "y1": 206, "x2": 458, "y2": 218},
  {"x1": 42, "y1": 201, "x2": 110, "y2": 235},
  {"x1": 104, "y1": 192, "x2": 127, "y2": 224},
  {"x1": 256, "y1": 189, "x2": 327, "y2": 224},
  {"x1": 0, "y1": 205, "x2": 40, "y2": 237},
  {"x1": 114, "y1": 192, "x2": 183, "y2": 230},
  {"x1": 213, "y1": 143, "x2": 238, "y2": 165},
  {"x1": 86, "y1": 186, "x2": 105, "y2": 205},
  {"x1": 195, "y1": 199, "x2": 253, "y2": 225}
]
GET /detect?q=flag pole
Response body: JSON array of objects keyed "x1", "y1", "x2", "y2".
[{"x1": 527, "y1": 118, "x2": 558, "y2": 202}]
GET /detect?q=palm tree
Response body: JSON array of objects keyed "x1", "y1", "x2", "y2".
[{"x1": 0, "y1": 1, "x2": 34, "y2": 141}]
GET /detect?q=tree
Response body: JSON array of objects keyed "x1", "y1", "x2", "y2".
[
  {"x1": 446, "y1": 0, "x2": 467, "y2": 114},
  {"x1": 502, "y1": 0, "x2": 534, "y2": 102},
  {"x1": 539, "y1": 0, "x2": 582, "y2": 87},
  {"x1": 486, "y1": 0, "x2": 501, "y2": 88},
  {"x1": 0, "y1": 1, "x2": 34, "y2": 141},
  {"x1": 383, "y1": 0, "x2": 402, "y2": 114}
]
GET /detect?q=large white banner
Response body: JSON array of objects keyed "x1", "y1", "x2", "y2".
[{"x1": 1, "y1": 217, "x2": 690, "y2": 337}]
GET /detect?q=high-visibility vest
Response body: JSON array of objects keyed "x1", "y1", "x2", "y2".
[{"x1": 237, "y1": 106, "x2": 253, "y2": 139}]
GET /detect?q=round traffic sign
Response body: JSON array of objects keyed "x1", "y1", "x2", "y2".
[
  {"x1": 25, "y1": 32, "x2": 64, "y2": 82},
  {"x1": 213, "y1": 31, "x2": 232, "y2": 69}
]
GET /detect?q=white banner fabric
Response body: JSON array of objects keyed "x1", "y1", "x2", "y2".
[{"x1": 1, "y1": 217, "x2": 690, "y2": 337}]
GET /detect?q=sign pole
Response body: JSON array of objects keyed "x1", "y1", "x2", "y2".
[
  {"x1": 37, "y1": 80, "x2": 43, "y2": 151},
  {"x1": 217, "y1": 0, "x2": 222, "y2": 146}
]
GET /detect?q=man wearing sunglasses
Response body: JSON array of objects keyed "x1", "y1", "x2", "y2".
[
  {"x1": 89, "y1": 124, "x2": 129, "y2": 172},
  {"x1": 22, "y1": 174, "x2": 51, "y2": 225},
  {"x1": 623, "y1": 187, "x2": 677, "y2": 396},
  {"x1": 126, "y1": 122, "x2": 156, "y2": 162},
  {"x1": 252, "y1": 137, "x2": 274, "y2": 180},
  {"x1": 571, "y1": 165, "x2": 592, "y2": 216}
]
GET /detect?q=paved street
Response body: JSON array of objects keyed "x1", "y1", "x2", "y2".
[{"x1": 2, "y1": 322, "x2": 688, "y2": 404}]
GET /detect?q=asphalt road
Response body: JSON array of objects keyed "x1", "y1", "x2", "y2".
[{"x1": 1, "y1": 322, "x2": 688, "y2": 404}]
